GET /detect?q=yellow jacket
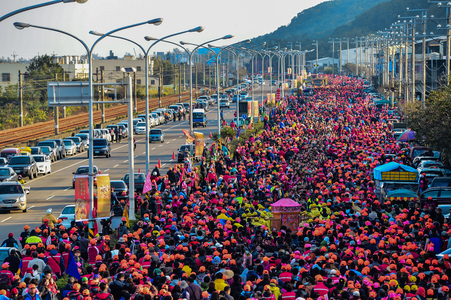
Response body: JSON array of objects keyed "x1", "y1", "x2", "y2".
[
  {"x1": 214, "y1": 278, "x2": 228, "y2": 291},
  {"x1": 43, "y1": 213, "x2": 58, "y2": 229}
]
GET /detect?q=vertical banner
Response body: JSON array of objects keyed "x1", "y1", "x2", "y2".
[
  {"x1": 96, "y1": 174, "x2": 111, "y2": 219},
  {"x1": 247, "y1": 101, "x2": 252, "y2": 118},
  {"x1": 75, "y1": 175, "x2": 90, "y2": 221},
  {"x1": 266, "y1": 94, "x2": 271, "y2": 103},
  {"x1": 253, "y1": 101, "x2": 259, "y2": 118},
  {"x1": 194, "y1": 132, "x2": 204, "y2": 158}
]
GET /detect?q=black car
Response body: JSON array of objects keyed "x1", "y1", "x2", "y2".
[
  {"x1": 110, "y1": 180, "x2": 128, "y2": 201},
  {"x1": 0, "y1": 158, "x2": 8, "y2": 167},
  {"x1": 7, "y1": 155, "x2": 38, "y2": 179},
  {"x1": 177, "y1": 144, "x2": 193, "y2": 163},
  {"x1": 123, "y1": 173, "x2": 145, "y2": 194},
  {"x1": 66, "y1": 136, "x2": 85, "y2": 153},
  {"x1": 40, "y1": 146, "x2": 56, "y2": 162},
  {"x1": 0, "y1": 167, "x2": 18, "y2": 182},
  {"x1": 89, "y1": 139, "x2": 111, "y2": 158},
  {"x1": 46, "y1": 139, "x2": 66, "y2": 158}
]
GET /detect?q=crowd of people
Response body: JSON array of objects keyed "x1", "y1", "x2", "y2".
[{"x1": 0, "y1": 75, "x2": 449, "y2": 300}]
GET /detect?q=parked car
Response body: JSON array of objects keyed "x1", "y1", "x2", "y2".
[
  {"x1": 63, "y1": 139, "x2": 77, "y2": 156},
  {"x1": 110, "y1": 180, "x2": 128, "y2": 201},
  {"x1": 137, "y1": 114, "x2": 155, "y2": 128},
  {"x1": 58, "y1": 205, "x2": 75, "y2": 228},
  {"x1": 413, "y1": 156, "x2": 441, "y2": 168},
  {"x1": 149, "y1": 129, "x2": 165, "y2": 143},
  {"x1": 30, "y1": 147, "x2": 43, "y2": 155},
  {"x1": 78, "y1": 129, "x2": 100, "y2": 139},
  {"x1": 0, "y1": 247, "x2": 20, "y2": 262},
  {"x1": 420, "y1": 187, "x2": 451, "y2": 205},
  {"x1": 169, "y1": 105, "x2": 182, "y2": 118},
  {"x1": 122, "y1": 173, "x2": 145, "y2": 193},
  {"x1": 220, "y1": 98, "x2": 231, "y2": 109},
  {"x1": 46, "y1": 139, "x2": 66, "y2": 159},
  {"x1": 0, "y1": 149, "x2": 21, "y2": 162},
  {"x1": 89, "y1": 139, "x2": 111, "y2": 158},
  {"x1": 66, "y1": 137, "x2": 85, "y2": 153},
  {"x1": 0, "y1": 167, "x2": 18, "y2": 183},
  {"x1": 7, "y1": 155, "x2": 38, "y2": 179},
  {"x1": 116, "y1": 123, "x2": 129, "y2": 137},
  {"x1": 151, "y1": 113, "x2": 161, "y2": 126},
  {"x1": 72, "y1": 165, "x2": 100, "y2": 188},
  {"x1": 431, "y1": 177, "x2": 451, "y2": 188},
  {"x1": 40, "y1": 146, "x2": 56, "y2": 162},
  {"x1": 32, "y1": 155, "x2": 51, "y2": 175},
  {"x1": 152, "y1": 111, "x2": 165, "y2": 124},
  {"x1": 75, "y1": 134, "x2": 89, "y2": 148},
  {"x1": 181, "y1": 103, "x2": 191, "y2": 113},
  {"x1": 0, "y1": 182, "x2": 28, "y2": 212},
  {"x1": 100, "y1": 129, "x2": 112, "y2": 142},
  {"x1": 135, "y1": 122, "x2": 147, "y2": 135},
  {"x1": 37, "y1": 141, "x2": 60, "y2": 160},
  {"x1": 0, "y1": 158, "x2": 8, "y2": 167}
]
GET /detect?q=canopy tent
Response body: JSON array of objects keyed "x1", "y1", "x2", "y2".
[
  {"x1": 373, "y1": 162, "x2": 418, "y2": 181},
  {"x1": 271, "y1": 198, "x2": 301, "y2": 208},
  {"x1": 271, "y1": 198, "x2": 301, "y2": 232}
]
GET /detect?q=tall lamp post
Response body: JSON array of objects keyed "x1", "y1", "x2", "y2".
[
  {"x1": 14, "y1": 18, "x2": 163, "y2": 223},
  {"x1": 180, "y1": 35, "x2": 234, "y2": 134},
  {"x1": 90, "y1": 26, "x2": 204, "y2": 175},
  {"x1": 1, "y1": 0, "x2": 87, "y2": 22}
]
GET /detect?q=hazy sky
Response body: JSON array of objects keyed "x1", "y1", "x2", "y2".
[{"x1": 0, "y1": 0, "x2": 324, "y2": 60}]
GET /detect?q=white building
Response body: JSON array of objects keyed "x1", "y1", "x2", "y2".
[{"x1": 306, "y1": 57, "x2": 340, "y2": 70}]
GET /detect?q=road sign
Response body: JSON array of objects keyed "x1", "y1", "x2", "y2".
[{"x1": 242, "y1": 114, "x2": 247, "y2": 120}]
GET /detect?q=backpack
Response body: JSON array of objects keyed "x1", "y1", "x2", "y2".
[
  {"x1": 68, "y1": 291, "x2": 81, "y2": 300},
  {"x1": 0, "y1": 272, "x2": 10, "y2": 285}
]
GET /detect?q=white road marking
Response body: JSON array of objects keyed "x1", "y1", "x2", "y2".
[
  {"x1": 46, "y1": 196, "x2": 55, "y2": 200},
  {"x1": 123, "y1": 160, "x2": 128, "y2": 163},
  {"x1": 104, "y1": 169, "x2": 110, "y2": 172},
  {"x1": 162, "y1": 164, "x2": 166, "y2": 167},
  {"x1": 27, "y1": 159, "x2": 89, "y2": 184},
  {"x1": 172, "y1": 139, "x2": 176, "y2": 141},
  {"x1": 166, "y1": 142, "x2": 170, "y2": 144},
  {"x1": 28, "y1": 205, "x2": 35, "y2": 210},
  {"x1": 151, "y1": 148, "x2": 155, "y2": 150},
  {"x1": 1, "y1": 217, "x2": 11, "y2": 223},
  {"x1": 179, "y1": 136, "x2": 182, "y2": 138},
  {"x1": 142, "y1": 152, "x2": 146, "y2": 154},
  {"x1": 64, "y1": 187, "x2": 71, "y2": 191},
  {"x1": 114, "y1": 164, "x2": 119, "y2": 168},
  {"x1": 159, "y1": 145, "x2": 163, "y2": 147},
  {"x1": 134, "y1": 156, "x2": 138, "y2": 158},
  {"x1": 170, "y1": 159, "x2": 174, "y2": 162}
]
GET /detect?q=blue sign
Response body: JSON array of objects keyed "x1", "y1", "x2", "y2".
[{"x1": 242, "y1": 114, "x2": 247, "y2": 120}]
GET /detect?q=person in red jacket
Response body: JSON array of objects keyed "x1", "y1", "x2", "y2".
[
  {"x1": 279, "y1": 265, "x2": 293, "y2": 283},
  {"x1": 93, "y1": 282, "x2": 113, "y2": 300},
  {"x1": 313, "y1": 275, "x2": 329, "y2": 298},
  {"x1": 67, "y1": 283, "x2": 83, "y2": 300},
  {"x1": 44, "y1": 246, "x2": 65, "y2": 278},
  {"x1": 87, "y1": 238, "x2": 105, "y2": 265},
  {"x1": 281, "y1": 283, "x2": 296, "y2": 300},
  {"x1": 62, "y1": 244, "x2": 72, "y2": 271},
  {"x1": 19, "y1": 249, "x2": 33, "y2": 276},
  {"x1": 0, "y1": 263, "x2": 14, "y2": 285}
]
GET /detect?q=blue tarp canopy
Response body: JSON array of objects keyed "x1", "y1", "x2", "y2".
[{"x1": 373, "y1": 162, "x2": 418, "y2": 180}]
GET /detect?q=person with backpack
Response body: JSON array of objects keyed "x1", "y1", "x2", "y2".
[
  {"x1": 0, "y1": 263, "x2": 14, "y2": 286},
  {"x1": 44, "y1": 246, "x2": 65, "y2": 278},
  {"x1": 1, "y1": 233, "x2": 19, "y2": 248},
  {"x1": 67, "y1": 283, "x2": 83, "y2": 300},
  {"x1": 109, "y1": 273, "x2": 125, "y2": 300}
]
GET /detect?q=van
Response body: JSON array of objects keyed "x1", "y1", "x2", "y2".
[
  {"x1": 0, "y1": 149, "x2": 21, "y2": 161},
  {"x1": 192, "y1": 109, "x2": 207, "y2": 127}
]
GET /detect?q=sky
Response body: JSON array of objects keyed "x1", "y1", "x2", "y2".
[{"x1": 0, "y1": 0, "x2": 324, "y2": 60}]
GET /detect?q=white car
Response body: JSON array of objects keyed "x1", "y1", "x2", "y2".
[
  {"x1": 63, "y1": 139, "x2": 77, "y2": 156},
  {"x1": 135, "y1": 122, "x2": 147, "y2": 134},
  {"x1": 58, "y1": 205, "x2": 75, "y2": 228},
  {"x1": 32, "y1": 155, "x2": 51, "y2": 175},
  {"x1": 151, "y1": 113, "x2": 160, "y2": 126},
  {"x1": 100, "y1": 129, "x2": 112, "y2": 142}
]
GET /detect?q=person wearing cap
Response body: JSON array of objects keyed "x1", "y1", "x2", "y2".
[
  {"x1": 19, "y1": 225, "x2": 30, "y2": 248},
  {"x1": 0, "y1": 263, "x2": 13, "y2": 285},
  {"x1": 67, "y1": 283, "x2": 83, "y2": 300},
  {"x1": 24, "y1": 284, "x2": 41, "y2": 300},
  {"x1": 1, "y1": 233, "x2": 18, "y2": 249},
  {"x1": 25, "y1": 230, "x2": 43, "y2": 245},
  {"x1": 28, "y1": 252, "x2": 46, "y2": 277},
  {"x1": 4, "y1": 249, "x2": 20, "y2": 274},
  {"x1": 42, "y1": 209, "x2": 58, "y2": 230},
  {"x1": 93, "y1": 282, "x2": 113, "y2": 300}
]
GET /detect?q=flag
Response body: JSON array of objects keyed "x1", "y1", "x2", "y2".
[
  {"x1": 179, "y1": 169, "x2": 186, "y2": 185},
  {"x1": 209, "y1": 131, "x2": 212, "y2": 138},
  {"x1": 92, "y1": 208, "x2": 98, "y2": 237},
  {"x1": 172, "y1": 151, "x2": 175, "y2": 160},
  {"x1": 182, "y1": 129, "x2": 195, "y2": 143},
  {"x1": 123, "y1": 202, "x2": 130, "y2": 228},
  {"x1": 248, "y1": 123, "x2": 252, "y2": 130},
  {"x1": 157, "y1": 159, "x2": 161, "y2": 169},
  {"x1": 142, "y1": 171, "x2": 152, "y2": 194},
  {"x1": 236, "y1": 126, "x2": 241, "y2": 138},
  {"x1": 138, "y1": 168, "x2": 140, "y2": 173},
  {"x1": 66, "y1": 251, "x2": 81, "y2": 280}
]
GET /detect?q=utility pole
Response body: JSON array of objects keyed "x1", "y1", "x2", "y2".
[
  {"x1": 159, "y1": 67, "x2": 162, "y2": 108},
  {"x1": 399, "y1": 27, "x2": 404, "y2": 101},
  {"x1": 183, "y1": 63, "x2": 186, "y2": 92},
  {"x1": 411, "y1": 18, "x2": 416, "y2": 103},
  {"x1": 354, "y1": 38, "x2": 359, "y2": 76},
  {"x1": 62, "y1": 71, "x2": 67, "y2": 118},
  {"x1": 329, "y1": 38, "x2": 335, "y2": 75},
  {"x1": 405, "y1": 24, "x2": 410, "y2": 103},
  {"x1": 96, "y1": 68, "x2": 100, "y2": 111},
  {"x1": 179, "y1": 65, "x2": 182, "y2": 103},
  {"x1": 391, "y1": 44, "x2": 395, "y2": 106},
  {"x1": 173, "y1": 63, "x2": 177, "y2": 95},
  {"x1": 312, "y1": 40, "x2": 319, "y2": 73},
  {"x1": 54, "y1": 73, "x2": 59, "y2": 135},
  {"x1": 18, "y1": 70, "x2": 23, "y2": 127},
  {"x1": 208, "y1": 65, "x2": 211, "y2": 92},
  {"x1": 195, "y1": 65, "x2": 198, "y2": 97},
  {"x1": 101, "y1": 70, "x2": 105, "y2": 123}
]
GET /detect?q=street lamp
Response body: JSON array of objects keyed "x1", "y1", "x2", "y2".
[
  {"x1": 14, "y1": 17, "x2": 163, "y2": 223},
  {"x1": 180, "y1": 35, "x2": 234, "y2": 134},
  {"x1": 1, "y1": 0, "x2": 87, "y2": 23},
  {"x1": 90, "y1": 26, "x2": 203, "y2": 176}
]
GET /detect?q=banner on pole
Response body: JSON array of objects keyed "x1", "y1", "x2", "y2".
[
  {"x1": 182, "y1": 129, "x2": 195, "y2": 143},
  {"x1": 74, "y1": 175, "x2": 90, "y2": 221},
  {"x1": 194, "y1": 132, "x2": 204, "y2": 158},
  {"x1": 96, "y1": 174, "x2": 111, "y2": 219}
]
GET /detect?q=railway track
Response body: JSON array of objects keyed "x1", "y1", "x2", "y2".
[{"x1": 0, "y1": 92, "x2": 191, "y2": 148}]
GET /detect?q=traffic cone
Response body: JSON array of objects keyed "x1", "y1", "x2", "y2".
[
  {"x1": 138, "y1": 168, "x2": 140, "y2": 173},
  {"x1": 172, "y1": 151, "x2": 175, "y2": 160},
  {"x1": 209, "y1": 131, "x2": 212, "y2": 138},
  {"x1": 157, "y1": 159, "x2": 161, "y2": 168}
]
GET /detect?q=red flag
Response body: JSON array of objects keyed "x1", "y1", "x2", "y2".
[
  {"x1": 138, "y1": 168, "x2": 140, "y2": 173},
  {"x1": 172, "y1": 151, "x2": 176, "y2": 160},
  {"x1": 92, "y1": 208, "x2": 98, "y2": 236},
  {"x1": 158, "y1": 159, "x2": 161, "y2": 169},
  {"x1": 248, "y1": 123, "x2": 252, "y2": 130},
  {"x1": 179, "y1": 168, "x2": 186, "y2": 185}
]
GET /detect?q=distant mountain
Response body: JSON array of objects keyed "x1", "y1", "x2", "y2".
[
  {"x1": 251, "y1": 0, "x2": 440, "y2": 62},
  {"x1": 251, "y1": 0, "x2": 390, "y2": 46}
]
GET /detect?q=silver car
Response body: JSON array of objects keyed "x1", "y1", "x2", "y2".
[
  {"x1": 151, "y1": 113, "x2": 161, "y2": 126},
  {"x1": 0, "y1": 182, "x2": 28, "y2": 212},
  {"x1": 63, "y1": 139, "x2": 77, "y2": 156}
]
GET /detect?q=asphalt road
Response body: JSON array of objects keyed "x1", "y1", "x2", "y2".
[{"x1": 0, "y1": 81, "x2": 275, "y2": 240}]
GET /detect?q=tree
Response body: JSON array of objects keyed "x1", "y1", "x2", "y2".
[
  {"x1": 26, "y1": 55, "x2": 64, "y2": 103},
  {"x1": 403, "y1": 84, "x2": 451, "y2": 159}
]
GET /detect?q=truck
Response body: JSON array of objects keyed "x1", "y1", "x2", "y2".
[{"x1": 373, "y1": 162, "x2": 420, "y2": 206}]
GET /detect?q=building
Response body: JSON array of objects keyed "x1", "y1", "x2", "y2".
[{"x1": 306, "y1": 57, "x2": 339, "y2": 72}]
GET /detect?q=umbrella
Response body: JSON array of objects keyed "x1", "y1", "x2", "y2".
[{"x1": 397, "y1": 130, "x2": 416, "y2": 142}]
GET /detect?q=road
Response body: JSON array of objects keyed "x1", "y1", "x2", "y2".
[{"x1": 0, "y1": 82, "x2": 275, "y2": 239}]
